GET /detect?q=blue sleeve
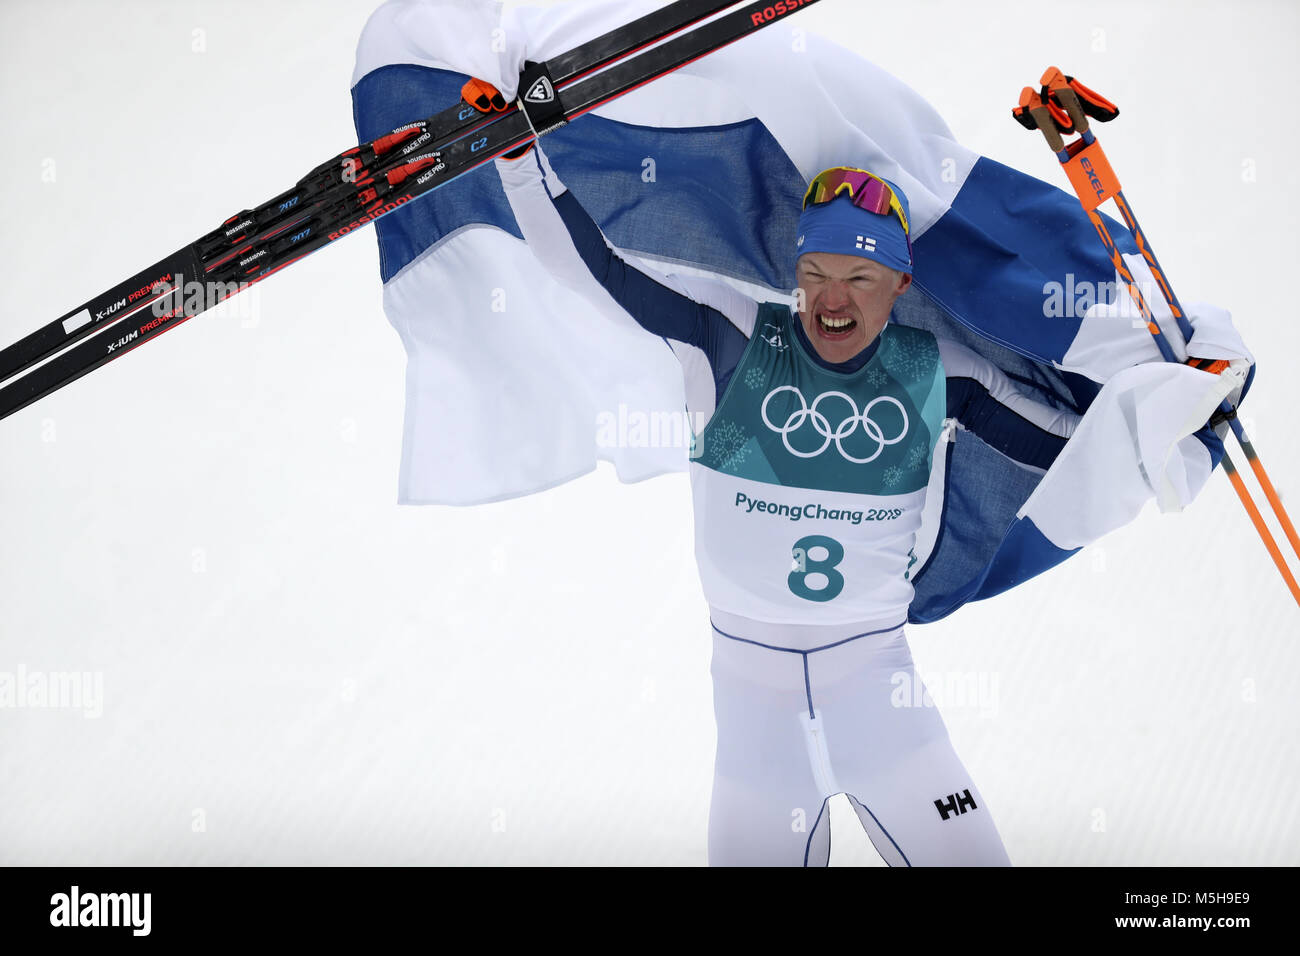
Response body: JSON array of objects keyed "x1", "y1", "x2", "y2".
[
  {"x1": 550, "y1": 190, "x2": 750, "y2": 396},
  {"x1": 946, "y1": 377, "x2": 1070, "y2": 470}
]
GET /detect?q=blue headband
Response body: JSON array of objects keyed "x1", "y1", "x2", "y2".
[{"x1": 795, "y1": 180, "x2": 913, "y2": 275}]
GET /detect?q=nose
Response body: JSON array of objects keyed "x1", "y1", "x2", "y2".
[{"x1": 820, "y1": 281, "x2": 852, "y2": 310}]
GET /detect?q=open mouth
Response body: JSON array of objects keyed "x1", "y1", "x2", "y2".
[{"x1": 816, "y1": 312, "x2": 857, "y2": 337}]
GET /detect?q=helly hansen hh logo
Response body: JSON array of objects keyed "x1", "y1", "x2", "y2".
[{"x1": 934, "y1": 789, "x2": 978, "y2": 821}]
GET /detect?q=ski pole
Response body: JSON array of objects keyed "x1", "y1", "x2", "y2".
[
  {"x1": 1040, "y1": 67, "x2": 1300, "y2": 566},
  {"x1": 1014, "y1": 73, "x2": 1300, "y2": 608}
]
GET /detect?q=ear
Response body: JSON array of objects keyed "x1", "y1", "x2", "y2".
[{"x1": 895, "y1": 272, "x2": 913, "y2": 296}]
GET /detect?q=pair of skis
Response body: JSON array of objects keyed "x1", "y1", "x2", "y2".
[{"x1": 0, "y1": 0, "x2": 823, "y2": 421}]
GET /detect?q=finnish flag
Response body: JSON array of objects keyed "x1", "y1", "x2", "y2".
[{"x1": 349, "y1": 0, "x2": 1253, "y2": 622}]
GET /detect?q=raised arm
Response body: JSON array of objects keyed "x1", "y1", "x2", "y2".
[{"x1": 495, "y1": 143, "x2": 757, "y2": 402}]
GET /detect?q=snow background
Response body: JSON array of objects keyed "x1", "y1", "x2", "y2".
[{"x1": 0, "y1": 0, "x2": 1296, "y2": 866}]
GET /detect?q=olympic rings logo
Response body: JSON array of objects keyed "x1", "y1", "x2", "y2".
[{"x1": 760, "y1": 386, "x2": 909, "y2": 463}]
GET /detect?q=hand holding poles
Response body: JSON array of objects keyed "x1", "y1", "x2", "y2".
[{"x1": 1014, "y1": 67, "x2": 1300, "y2": 609}]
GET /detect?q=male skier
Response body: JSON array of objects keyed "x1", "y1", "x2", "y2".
[{"x1": 493, "y1": 139, "x2": 1210, "y2": 865}]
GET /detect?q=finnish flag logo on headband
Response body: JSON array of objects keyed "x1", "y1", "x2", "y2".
[{"x1": 795, "y1": 186, "x2": 913, "y2": 275}]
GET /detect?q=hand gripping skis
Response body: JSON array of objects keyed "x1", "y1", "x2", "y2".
[
  {"x1": 1014, "y1": 67, "x2": 1300, "y2": 609},
  {"x1": 0, "y1": 0, "x2": 824, "y2": 420}
]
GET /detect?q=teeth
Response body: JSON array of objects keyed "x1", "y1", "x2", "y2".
[{"x1": 818, "y1": 313, "x2": 854, "y2": 330}]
